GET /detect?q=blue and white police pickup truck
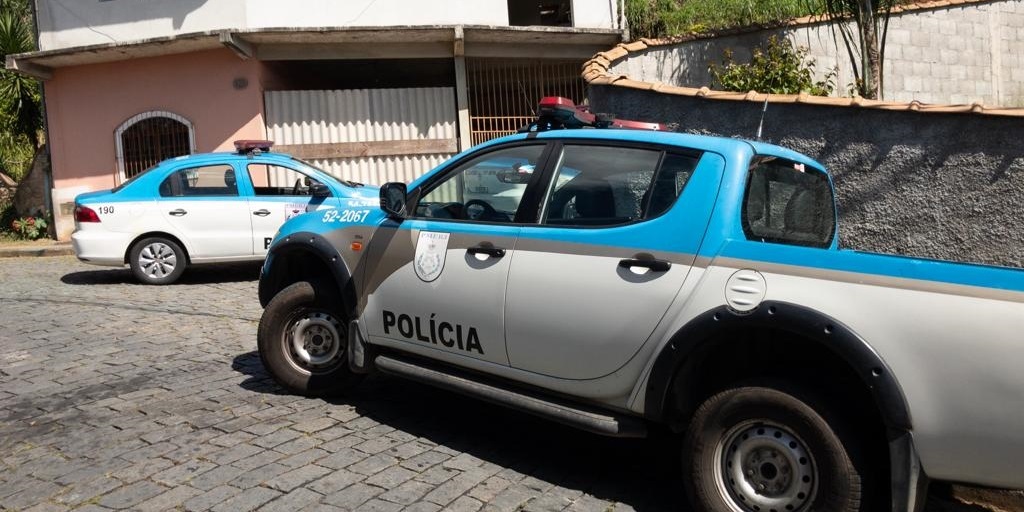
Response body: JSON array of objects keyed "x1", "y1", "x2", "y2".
[{"x1": 255, "y1": 98, "x2": 1024, "y2": 512}]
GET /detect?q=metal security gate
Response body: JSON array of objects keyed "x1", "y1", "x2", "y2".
[
  {"x1": 467, "y1": 58, "x2": 587, "y2": 145},
  {"x1": 265, "y1": 88, "x2": 457, "y2": 185}
]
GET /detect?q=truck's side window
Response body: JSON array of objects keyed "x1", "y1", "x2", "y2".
[
  {"x1": 539, "y1": 146, "x2": 698, "y2": 226},
  {"x1": 414, "y1": 144, "x2": 546, "y2": 223},
  {"x1": 742, "y1": 158, "x2": 835, "y2": 247}
]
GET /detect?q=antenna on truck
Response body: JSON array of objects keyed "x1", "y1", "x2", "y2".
[{"x1": 755, "y1": 95, "x2": 769, "y2": 141}]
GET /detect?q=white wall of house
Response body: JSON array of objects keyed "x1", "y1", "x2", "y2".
[{"x1": 35, "y1": 0, "x2": 621, "y2": 51}]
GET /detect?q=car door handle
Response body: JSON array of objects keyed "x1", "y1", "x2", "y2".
[
  {"x1": 467, "y1": 245, "x2": 506, "y2": 258},
  {"x1": 252, "y1": 209, "x2": 271, "y2": 217},
  {"x1": 168, "y1": 209, "x2": 187, "y2": 217},
  {"x1": 618, "y1": 258, "x2": 671, "y2": 272}
]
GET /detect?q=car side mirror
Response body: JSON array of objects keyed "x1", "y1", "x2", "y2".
[
  {"x1": 380, "y1": 182, "x2": 408, "y2": 219},
  {"x1": 310, "y1": 182, "x2": 331, "y2": 198}
]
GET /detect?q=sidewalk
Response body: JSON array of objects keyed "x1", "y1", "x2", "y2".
[{"x1": 0, "y1": 240, "x2": 74, "y2": 258}]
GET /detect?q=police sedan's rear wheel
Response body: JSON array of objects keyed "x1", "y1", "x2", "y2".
[
  {"x1": 683, "y1": 383, "x2": 868, "y2": 512},
  {"x1": 129, "y1": 236, "x2": 186, "y2": 285},
  {"x1": 258, "y1": 280, "x2": 363, "y2": 397}
]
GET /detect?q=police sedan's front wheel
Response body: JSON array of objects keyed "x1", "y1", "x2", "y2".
[
  {"x1": 683, "y1": 383, "x2": 870, "y2": 512},
  {"x1": 258, "y1": 280, "x2": 363, "y2": 397}
]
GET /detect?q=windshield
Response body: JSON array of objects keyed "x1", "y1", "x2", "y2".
[{"x1": 293, "y1": 158, "x2": 364, "y2": 188}]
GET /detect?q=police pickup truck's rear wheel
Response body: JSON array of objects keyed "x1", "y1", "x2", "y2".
[
  {"x1": 129, "y1": 237, "x2": 186, "y2": 285},
  {"x1": 258, "y1": 280, "x2": 363, "y2": 397},
  {"x1": 683, "y1": 383, "x2": 867, "y2": 512}
]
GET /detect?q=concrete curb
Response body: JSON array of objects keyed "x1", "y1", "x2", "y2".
[{"x1": 0, "y1": 243, "x2": 74, "y2": 258}]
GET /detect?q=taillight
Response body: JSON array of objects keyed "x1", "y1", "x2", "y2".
[{"x1": 75, "y1": 205, "x2": 101, "y2": 223}]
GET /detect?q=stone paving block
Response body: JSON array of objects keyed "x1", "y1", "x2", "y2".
[
  {"x1": 467, "y1": 476, "x2": 513, "y2": 502},
  {"x1": 183, "y1": 485, "x2": 243, "y2": 512},
  {"x1": 520, "y1": 487, "x2": 582, "y2": 512},
  {"x1": 365, "y1": 465, "x2": 417, "y2": 489},
  {"x1": 322, "y1": 482, "x2": 386, "y2": 509},
  {"x1": 564, "y1": 494, "x2": 613, "y2": 512},
  {"x1": 422, "y1": 466, "x2": 498, "y2": 507},
  {"x1": 273, "y1": 436, "x2": 320, "y2": 456},
  {"x1": 353, "y1": 498, "x2": 404, "y2": 512},
  {"x1": 399, "y1": 450, "x2": 451, "y2": 473},
  {"x1": 54, "y1": 476, "x2": 122, "y2": 507},
  {"x1": 353, "y1": 436, "x2": 404, "y2": 455},
  {"x1": 231, "y1": 449, "x2": 287, "y2": 471},
  {"x1": 232, "y1": 462, "x2": 292, "y2": 489},
  {"x1": 414, "y1": 465, "x2": 458, "y2": 486},
  {"x1": 349, "y1": 453, "x2": 400, "y2": 476},
  {"x1": 134, "y1": 485, "x2": 204, "y2": 512},
  {"x1": 252, "y1": 428, "x2": 302, "y2": 449},
  {"x1": 480, "y1": 484, "x2": 542, "y2": 512},
  {"x1": 96, "y1": 480, "x2": 167, "y2": 509},
  {"x1": 243, "y1": 419, "x2": 292, "y2": 436},
  {"x1": 402, "y1": 502, "x2": 443, "y2": 512},
  {"x1": 292, "y1": 417, "x2": 337, "y2": 434},
  {"x1": 257, "y1": 487, "x2": 324, "y2": 511},
  {"x1": 210, "y1": 486, "x2": 281, "y2": 512},
  {"x1": 385, "y1": 440, "x2": 432, "y2": 461},
  {"x1": 151, "y1": 460, "x2": 218, "y2": 486},
  {"x1": 203, "y1": 443, "x2": 263, "y2": 465},
  {"x1": 447, "y1": 495, "x2": 485, "y2": 512},
  {"x1": 278, "y1": 447, "x2": 330, "y2": 469},
  {"x1": 265, "y1": 464, "x2": 333, "y2": 492},
  {"x1": 378, "y1": 479, "x2": 436, "y2": 506},
  {"x1": 108, "y1": 457, "x2": 176, "y2": 484},
  {"x1": 3, "y1": 479, "x2": 65, "y2": 510},
  {"x1": 21, "y1": 502, "x2": 71, "y2": 512},
  {"x1": 209, "y1": 430, "x2": 258, "y2": 448},
  {"x1": 319, "y1": 447, "x2": 370, "y2": 470},
  {"x1": 188, "y1": 464, "x2": 248, "y2": 491},
  {"x1": 307, "y1": 468, "x2": 364, "y2": 495}
]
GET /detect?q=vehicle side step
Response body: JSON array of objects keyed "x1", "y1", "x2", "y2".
[{"x1": 373, "y1": 355, "x2": 647, "y2": 438}]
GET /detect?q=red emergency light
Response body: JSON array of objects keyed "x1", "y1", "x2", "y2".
[
  {"x1": 234, "y1": 140, "x2": 274, "y2": 154},
  {"x1": 525, "y1": 97, "x2": 671, "y2": 132}
]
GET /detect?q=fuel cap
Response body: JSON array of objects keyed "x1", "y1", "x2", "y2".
[{"x1": 725, "y1": 269, "x2": 767, "y2": 313}]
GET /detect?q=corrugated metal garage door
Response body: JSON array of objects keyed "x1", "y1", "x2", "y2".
[{"x1": 265, "y1": 88, "x2": 457, "y2": 186}]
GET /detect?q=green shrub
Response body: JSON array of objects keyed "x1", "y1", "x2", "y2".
[
  {"x1": 708, "y1": 36, "x2": 836, "y2": 96},
  {"x1": 10, "y1": 214, "x2": 46, "y2": 240}
]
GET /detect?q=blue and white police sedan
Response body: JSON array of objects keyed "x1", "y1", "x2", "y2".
[{"x1": 72, "y1": 140, "x2": 378, "y2": 284}]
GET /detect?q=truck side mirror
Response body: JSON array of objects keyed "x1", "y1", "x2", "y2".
[{"x1": 380, "y1": 182, "x2": 408, "y2": 219}]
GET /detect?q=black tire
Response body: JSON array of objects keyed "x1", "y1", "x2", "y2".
[
  {"x1": 129, "y1": 236, "x2": 187, "y2": 285},
  {"x1": 257, "y1": 280, "x2": 363, "y2": 397},
  {"x1": 682, "y1": 383, "x2": 869, "y2": 512}
]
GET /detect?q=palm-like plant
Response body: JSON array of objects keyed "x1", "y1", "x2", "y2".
[
  {"x1": 0, "y1": 0, "x2": 42, "y2": 181},
  {"x1": 814, "y1": 0, "x2": 898, "y2": 100}
]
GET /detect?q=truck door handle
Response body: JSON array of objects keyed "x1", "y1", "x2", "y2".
[
  {"x1": 253, "y1": 209, "x2": 271, "y2": 217},
  {"x1": 168, "y1": 209, "x2": 187, "y2": 216},
  {"x1": 619, "y1": 258, "x2": 671, "y2": 272},
  {"x1": 467, "y1": 245, "x2": 506, "y2": 258}
]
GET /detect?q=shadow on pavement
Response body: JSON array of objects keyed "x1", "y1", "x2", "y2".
[
  {"x1": 61, "y1": 262, "x2": 262, "y2": 286},
  {"x1": 231, "y1": 351, "x2": 684, "y2": 511}
]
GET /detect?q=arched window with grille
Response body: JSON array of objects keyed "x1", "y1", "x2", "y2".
[{"x1": 115, "y1": 111, "x2": 195, "y2": 182}]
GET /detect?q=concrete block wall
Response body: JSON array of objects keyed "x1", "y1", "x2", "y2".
[
  {"x1": 589, "y1": 85, "x2": 1024, "y2": 268},
  {"x1": 610, "y1": 0, "x2": 1024, "y2": 107}
]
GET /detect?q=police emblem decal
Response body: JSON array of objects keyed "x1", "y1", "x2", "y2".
[{"x1": 414, "y1": 231, "x2": 450, "y2": 282}]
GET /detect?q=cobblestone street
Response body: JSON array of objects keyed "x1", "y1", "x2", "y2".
[{"x1": 0, "y1": 257, "x2": 996, "y2": 511}]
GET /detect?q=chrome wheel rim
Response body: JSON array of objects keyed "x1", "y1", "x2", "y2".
[
  {"x1": 285, "y1": 311, "x2": 345, "y2": 374},
  {"x1": 715, "y1": 420, "x2": 817, "y2": 512},
  {"x1": 138, "y1": 242, "x2": 178, "y2": 278}
]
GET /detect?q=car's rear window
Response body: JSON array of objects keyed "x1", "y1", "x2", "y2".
[{"x1": 742, "y1": 157, "x2": 835, "y2": 248}]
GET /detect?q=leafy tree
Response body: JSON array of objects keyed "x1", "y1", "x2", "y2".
[
  {"x1": 812, "y1": 0, "x2": 897, "y2": 99},
  {"x1": 0, "y1": 0, "x2": 42, "y2": 181},
  {"x1": 709, "y1": 36, "x2": 836, "y2": 96}
]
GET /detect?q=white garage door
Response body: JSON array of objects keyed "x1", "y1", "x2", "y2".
[{"x1": 265, "y1": 88, "x2": 458, "y2": 186}]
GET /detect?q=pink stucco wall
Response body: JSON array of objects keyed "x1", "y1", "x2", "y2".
[{"x1": 45, "y1": 48, "x2": 268, "y2": 238}]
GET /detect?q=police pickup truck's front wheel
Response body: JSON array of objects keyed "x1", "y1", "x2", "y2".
[
  {"x1": 258, "y1": 280, "x2": 363, "y2": 397},
  {"x1": 683, "y1": 383, "x2": 869, "y2": 512}
]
